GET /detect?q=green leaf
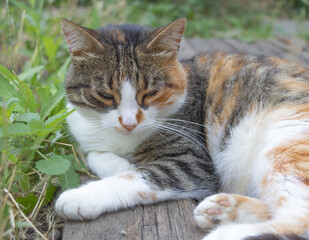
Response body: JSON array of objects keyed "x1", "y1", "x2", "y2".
[
  {"x1": 6, "y1": 98, "x2": 20, "y2": 109},
  {"x1": 0, "y1": 65, "x2": 26, "y2": 94},
  {"x1": 57, "y1": 166, "x2": 80, "y2": 191},
  {"x1": 36, "y1": 155, "x2": 71, "y2": 175},
  {"x1": 16, "y1": 192, "x2": 38, "y2": 214},
  {"x1": 66, "y1": 154, "x2": 88, "y2": 172},
  {"x1": 40, "y1": 87, "x2": 65, "y2": 120},
  {"x1": 15, "y1": 113, "x2": 40, "y2": 123},
  {"x1": 57, "y1": 57, "x2": 71, "y2": 79},
  {"x1": 16, "y1": 221, "x2": 31, "y2": 228},
  {"x1": 0, "y1": 67, "x2": 27, "y2": 113},
  {"x1": 42, "y1": 182, "x2": 57, "y2": 206},
  {"x1": 8, "y1": 153, "x2": 18, "y2": 164},
  {"x1": 37, "y1": 87, "x2": 51, "y2": 108},
  {"x1": 0, "y1": 203, "x2": 10, "y2": 230},
  {"x1": 0, "y1": 75, "x2": 21, "y2": 101},
  {"x1": 0, "y1": 138, "x2": 5, "y2": 151},
  {"x1": 7, "y1": 123, "x2": 33, "y2": 136},
  {"x1": 17, "y1": 173, "x2": 31, "y2": 193},
  {"x1": 0, "y1": 65, "x2": 17, "y2": 81},
  {"x1": 22, "y1": 82, "x2": 37, "y2": 112},
  {"x1": 43, "y1": 37, "x2": 60, "y2": 61},
  {"x1": 18, "y1": 65, "x2": 44, "y2": 81},
  {"x1": 45, "y1": 109, "x2": 74, "y2": 129},
  {"x1": 29, "y1": 118, "x2": 44, "y2": 132}
]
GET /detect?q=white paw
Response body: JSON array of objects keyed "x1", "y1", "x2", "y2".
[
  {"x1": 55, "y1": 187, "x2": 102, "y2": 220},
  {"x1": 194, "y1": 193, "x2": 237, "y2": 230}
]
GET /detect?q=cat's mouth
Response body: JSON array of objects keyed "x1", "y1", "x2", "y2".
[
  {"x1": 114, "y1": 125, "x2": 150, "y2": 136},
  {"x1": 114, "y1": 126, "x2": 137, "y2": 135}
]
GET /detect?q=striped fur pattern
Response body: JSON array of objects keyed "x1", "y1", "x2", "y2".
[{"x1": 56, "y1": 19, "x2": 309, "y2": 239}]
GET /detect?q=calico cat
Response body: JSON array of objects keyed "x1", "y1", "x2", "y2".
[{"x1": 55, "y1": 18, "x2": 309, "y2": 240}]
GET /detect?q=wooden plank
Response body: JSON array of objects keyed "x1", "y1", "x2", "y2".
[{"x1": 62, "y1": 199, "x2": 206, "y2": 240}]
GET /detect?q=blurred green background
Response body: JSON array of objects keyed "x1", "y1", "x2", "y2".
[
  {"x1": 2, "y1": 0, "x2": 309, "y2": 73},
  {"x1": 1, "y1": 0, "x2": 309, "y2": 239}
]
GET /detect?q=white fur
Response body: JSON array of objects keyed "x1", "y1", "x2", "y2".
[
  {"x1": 202, "y1": 224, "x2": 260, "y2": 240},
  {"x1": 119, "y1": 81, "x2": 139, "y2": 126},
  {"x1": 207, "y1": 106, "x2": 309, "y2": 196},
  {"x1": 66, "y1": 103, "x2": 151, "y2": 155},
  {"x1": 87, "y1": 152, "x2": 135, "y2": 178},
  {"x1": 56, "y1": 171, "x2": 151, "y2": 220}
]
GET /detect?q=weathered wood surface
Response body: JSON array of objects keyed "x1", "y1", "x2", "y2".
[
  {"x1": 179, "y1": 37, "x2": 309, "y2": 67},
  {"x1": 63, "y1": 199, "x2": 205, "y2": 240},
  {"x1": 62, "y1": 37, "x2": 309, "y2": 240}
]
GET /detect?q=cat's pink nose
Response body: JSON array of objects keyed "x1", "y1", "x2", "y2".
[
  {"x1": 122, "y1": 124, "x2": 137, "y2": 132},
  {"x1": 118, "y1": 117, "x2": 137, "y2": 132}
]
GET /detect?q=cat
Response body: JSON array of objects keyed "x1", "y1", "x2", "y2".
[{"x1": 55, "y1": 18, "x2": 309, "y2": 240}]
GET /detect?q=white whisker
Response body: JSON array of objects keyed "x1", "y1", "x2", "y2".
[
  {"x1": 154, "y1": 122, "x2": 208, "y2": 152},
  {"x1": 157, "y1": 118, "x2": 205, "y2": 127}
]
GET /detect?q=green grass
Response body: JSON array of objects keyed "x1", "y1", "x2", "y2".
[{"x1": 1, "y1": 0, "x2": 309, "y2": 239}]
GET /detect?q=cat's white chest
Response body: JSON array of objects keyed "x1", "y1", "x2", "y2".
[{"x1": 66, "y1": 106, "x2": 151, "y2": 157}]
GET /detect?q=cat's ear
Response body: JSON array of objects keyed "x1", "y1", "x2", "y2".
[
  {"x1": 146, "y1": 18, "x2": 186, "y2": 56},
  {"x1": 61, "y1": 18, "x2": 104, "y2": 60}
]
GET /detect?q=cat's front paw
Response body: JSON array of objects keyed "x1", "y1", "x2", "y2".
[
  {"x1": 194, "y1": 193, "x2": 237, "y2": 230},
  {"x1": 55, "y1": 188, "x2": 102, "y2": 220}
]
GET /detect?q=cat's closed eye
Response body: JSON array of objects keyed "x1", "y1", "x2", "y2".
[
  {"x1": 97, "y1": 91, "x2": 114, "y2": 101},
  {"x1": 142, "y1": 90, "x2": 158, "y2": 105},
  {"x1": 144, "y1": 90, "x2": 158, "y2": 98}
]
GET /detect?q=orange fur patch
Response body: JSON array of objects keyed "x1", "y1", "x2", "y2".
[
  {"x1": 119, "y1": 173, "x2": 135, "y2": 180},
  {"x1": 137, "y1": 191, "x2": 158, "y2": 201},
  {"x1": 206, "y1": 53, "x2": 242, "y2": 96},
  {"x1": 145, "y1": 61, "x2": 187, "y2": 109},
  {"x1": 278, "y1": 75, "x2": 309, "y2": 92},
  {"x1": 277, "y1": 196, "x2": 286, "y2": 207},
  {"x1": 271, "y1": 217, "x2": 309, "y2": 235},
  {"x1": 267, "y1": 138, "x2": 309, "y2": 186},
  {"x1": 205, "y1": 54, "x2": 243, "y2": 126},
  {"x1": 217, "y1": 79, "x2": 240, "y2": 125},
  {"x1": 113, "y1": 29, "x2": 125, "y2": 43},
  {"x1": 196, "y1": 54, "x2": 207, "y2": 66},
  {"x1": 136, "y1": 108, "x2": 145, "y2": 124},
  {"x1": 232, "y1": 194, "x2": 271, "y2": 221},
  {"x1": 167, "y1": 62, "x2": 187, "y2": 91}
]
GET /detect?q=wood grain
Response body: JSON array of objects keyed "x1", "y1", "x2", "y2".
[{"x1": 62, "y1": 199, "x2": 207, "y2": 240}]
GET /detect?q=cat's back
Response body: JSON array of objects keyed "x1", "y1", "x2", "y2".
[
  {"x1": 186, "y1": 52, "x2": 309, "y2": 119},
  {"x1": 187, "y1": 52, "x2": 309, "y2": 194}
]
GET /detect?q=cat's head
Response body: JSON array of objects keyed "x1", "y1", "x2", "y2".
[{"x1": 62, "y1": 18, "x2": 187, "y2": 134}]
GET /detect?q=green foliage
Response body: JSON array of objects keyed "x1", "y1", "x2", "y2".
[
  {"x1": 0, "y1": 1, "x2": 89, "y2": 237},
  {"x1": 0, "y1": 62, "x2": 86, "y2": 238},
  {"x1": 36, "y1": 155, "x2": 71, "y2": 175}
]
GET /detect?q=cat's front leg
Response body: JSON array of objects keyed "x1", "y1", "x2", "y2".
[
  {"x1": 56, "y1": 171, "x2": 164, "y2": 220},
  {"x1": 87, "y1": 151, "x2": 135, "y2": 178}
]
